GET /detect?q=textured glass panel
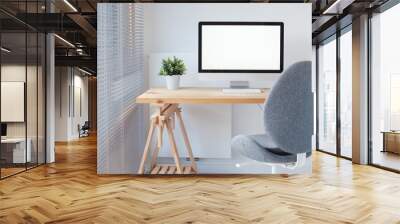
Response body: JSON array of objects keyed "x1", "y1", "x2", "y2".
[{"x1": 97, "y1": 4, "x2": 146, "y2": 174}]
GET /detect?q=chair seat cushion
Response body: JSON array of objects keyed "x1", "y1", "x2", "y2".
[{"x1": 231, "y1": 134, "x2": 297, "y2": 164}]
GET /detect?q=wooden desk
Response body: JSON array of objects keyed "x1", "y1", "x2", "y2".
[
  {"x1": 1, "y1": 138, "x2": 32, "y2": 165},
  {"x1": 382, "y1": 131, "x2": 400, "y2": 154},
  {"x1": 136, "y1": 88, "x2": 267, "y2": 104},
  {"x1": 136, "y1": 87, "x2": 268, "y2": 175}
]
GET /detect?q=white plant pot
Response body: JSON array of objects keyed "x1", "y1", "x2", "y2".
[{"x1": 166, "y1": 75, "x2": 180, "y2": 90}]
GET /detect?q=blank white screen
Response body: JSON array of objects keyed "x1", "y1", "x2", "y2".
[
  {"x1": 201, "y1": 25, "x2": 281, "y2": 71},
  {"x1": 1, "y1": 82, "x2": 25, "y2": 122}
]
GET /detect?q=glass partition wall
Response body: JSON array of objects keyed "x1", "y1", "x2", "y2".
[
  {"x1": 370, "y1": 3, "x2": 400, "y2": 171},
  {"x1": 339, "y1": 28, "x2": 352, "y2": 159},
  {"x1": 317, "y1": 36, "x2": 337, "y2": 155},
  {"x1": 0, "y1": 31, "x2": 27, "y2": 177},
  {"x1": 0, "y1": 3, "x2": 46, "y2": 179},
  {"x1": 316, "y1": 26, "x2": 352, "y2": 159}
]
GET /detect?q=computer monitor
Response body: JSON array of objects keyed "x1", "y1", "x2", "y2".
[
  {"x1": 1, "y1": 123, "x2": 7, "y2": 137},
  {"x1": 198, "y1": 21, "x2": 284, "y2": 73}
]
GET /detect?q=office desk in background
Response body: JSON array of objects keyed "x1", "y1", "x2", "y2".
[
  {"x1": 1, "y1": 138, "x2": 32, "y2": 164},
  {"x1": 381, "y1": 131, "x2": 400, "y2": 154},
  {"x1": 136, "y1": 87, "x2": 268, "y2": 175}
]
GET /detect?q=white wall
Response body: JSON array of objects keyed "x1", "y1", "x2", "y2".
[
  {"x1": 71, "y1": 74, "x2": 89, "y2": 138},
  {"x1": 55, "y1": 67, "x2": 89, "y2": 141},
  {"x1": 144, "y1": 3, "x2": 311, "y2": 87},
  {"x1": 144, "y1": 3, "x2": 312, "y2": 159},
  {"x1": 1, "y1": 65, "x2": 28, "y2": 142},
  {"x1": 1, "y1": 65, "x2": 40, "y2": 138},
  {"x1": 55, "y1": 67, "x2": 68, "y2": 141},
  {"x1": 1, "y1": 64, "x2": 46, "y2": 164}
]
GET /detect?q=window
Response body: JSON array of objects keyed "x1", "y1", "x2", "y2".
[
  {"x1": 318, "y1": 37, "x2": 337, "y2": 154},
  {"x1": 370, "y1": 3, "x2": 400, "y2": 171},
  {"x1": 316, "y1": 26, "x2": 353, "y2": 159},
  {"x1": 340, "y1": 29, "x2": 352, "y2": 158},
  {"x1": 390, "y1": 74, "x2": 400, "y2": 130}
]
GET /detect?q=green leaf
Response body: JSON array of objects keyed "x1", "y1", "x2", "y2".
[{"x1": 159, "y1": 56, "x2": 186, "y2": 76}]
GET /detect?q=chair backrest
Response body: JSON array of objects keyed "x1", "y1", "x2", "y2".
[
  {"x1": 264, "y1": 61, "x2": 313, "y2": 154},
  {"x1": 82, "y1": 121, "x2": 90, "y2": 129}
]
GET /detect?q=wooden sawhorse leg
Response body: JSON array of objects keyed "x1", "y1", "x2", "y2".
[
  {"x1": 150, "y1": 119, "x2": 164, "y2": 170},
  {"x1": 138, "y1": 116, "x2": 157, "y2": 174},
  {"x1": 176, "y1": 108, "x2": 197, "y2": 172},
  {"x1": 138, "y1": 104, "x2": 198, "y2": 174}
]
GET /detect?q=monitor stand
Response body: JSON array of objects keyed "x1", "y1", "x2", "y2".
[{"x1": 222, "y1": 81, "x2": 261, "y2": 93}]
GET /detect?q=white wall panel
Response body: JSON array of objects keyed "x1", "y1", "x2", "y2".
[
  {"x1": 144, "y1": 3, "x2": 312, "y2": 86},
  {"x1": 1, "y1": 82, "x2": 24, "y2": 122}
]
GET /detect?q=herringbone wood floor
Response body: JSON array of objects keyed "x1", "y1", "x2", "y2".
[{"x1": 1, "y1": 135, "x2": 400, "y2": 224}]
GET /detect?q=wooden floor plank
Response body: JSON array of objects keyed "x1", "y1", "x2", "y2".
[{"x1": 1, "y1": 134, "x2": 400, "y2": 223}]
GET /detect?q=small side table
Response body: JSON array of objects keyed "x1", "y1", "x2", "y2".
[{"x1": 381, "y1": 131, "x2": 400, "y2": 154}]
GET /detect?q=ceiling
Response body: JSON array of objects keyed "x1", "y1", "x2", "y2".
[{"x1": 0, "y1": 0, "x2": 393, "y2": 74}]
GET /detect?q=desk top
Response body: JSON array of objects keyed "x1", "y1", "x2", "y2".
[
  {"x1": 1, "y1": 138, "x2": 28, "y2": 143},
  {"x1": 136, "y1": 88, "x2": 268, "y2": 104},
  {"x1": 381, "y1": 131, "x2": 400, "y2": 134}
]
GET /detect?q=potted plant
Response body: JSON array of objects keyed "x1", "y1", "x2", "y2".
[{"x1": 159, "y1": 56, "x2": 186, "y2": 90}]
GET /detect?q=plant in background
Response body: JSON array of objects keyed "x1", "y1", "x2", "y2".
[{"x1": 159, "y1": 56, "x2": 186, "y2": 76}]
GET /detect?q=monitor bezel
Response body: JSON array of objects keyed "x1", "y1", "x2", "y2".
[{"x1": 198, "y1": 21, "x2": 284, "y2": 73}]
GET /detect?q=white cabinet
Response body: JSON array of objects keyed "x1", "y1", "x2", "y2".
[{"x1": 1, "y1": 138, "x2": 32, "y2": 163}]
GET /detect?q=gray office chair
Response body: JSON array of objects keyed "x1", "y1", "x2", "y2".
[{"x1": 231, "y1": 61, "x2": 313, "y2": 170}]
